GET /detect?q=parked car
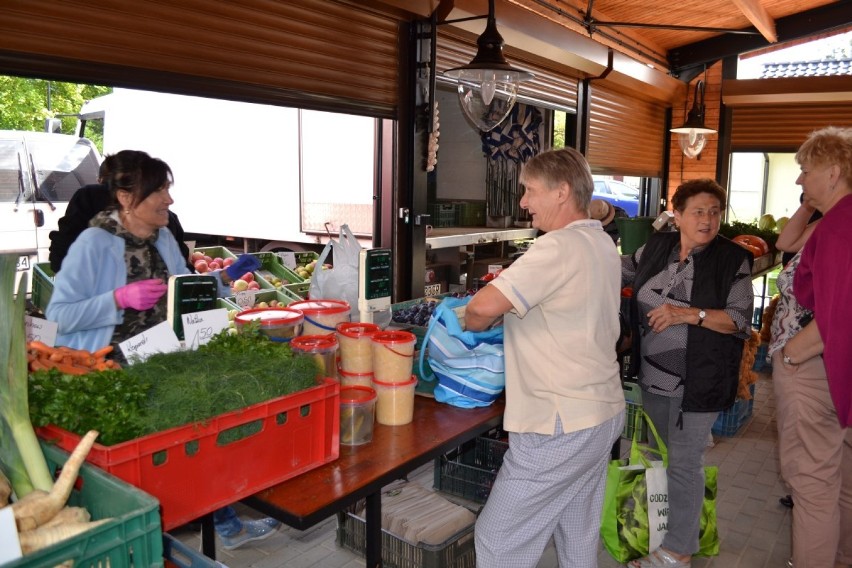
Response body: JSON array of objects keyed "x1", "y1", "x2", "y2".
[
  {"x1": 0, "y1": 130, "x2": 101, "y2": 294},
  {"x1": 593, "y1": 179, "x2": 640, "y2": 217}
]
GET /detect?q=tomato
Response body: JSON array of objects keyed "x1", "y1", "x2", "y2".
[{"x1": 732, "y1": 234, "x2": 769, "y2": 257}]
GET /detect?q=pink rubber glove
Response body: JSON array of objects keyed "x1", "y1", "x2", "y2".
[{"x1": 114, "y1": 279, "x2": 168, "y2": 310}]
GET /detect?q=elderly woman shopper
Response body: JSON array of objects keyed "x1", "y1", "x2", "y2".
[
  {"x1": 622, "y1": 178, "x2": 754, "y2": 568},
  {"x1": 465, "y1": 147, "x2": 625, "y2": 568},
  {"x1": 776, "y1": 126, "x2": 852, "y2": 568}
]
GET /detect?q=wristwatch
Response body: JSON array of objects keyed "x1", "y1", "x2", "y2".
[{"x1": 697, "y1": 309, "x2": 707, "y2": 327}]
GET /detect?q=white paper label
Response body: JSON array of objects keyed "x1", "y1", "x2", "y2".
[
  {"x1": 645, "y1": 463, "x2": 669, "y2": 552},
  {"x1": 119, "y1": 321, "x2": 182, "y2": 364},
  {"x1": 182, "y1": 308, "x2": 230, "y2": 350},
  {"x1": 234, "y1": 290, "x2": 259, "y2": 309},
  {"x1": 0, "y1": 507, "x2": 22, "y2": 564},
  {"x1": 278, "y1": 252, "x2": 297, "y2": 269},
  {"x1": 25, "y1": 316, "x2": 58, "y2": 346}
]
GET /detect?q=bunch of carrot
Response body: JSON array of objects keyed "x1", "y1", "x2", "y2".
[
  {"x1": 1, "y1": 430, "x2": 112, "y2": 555},
  {"x1": 27, "y1": 341, "x2": 120, "y2": 375}
]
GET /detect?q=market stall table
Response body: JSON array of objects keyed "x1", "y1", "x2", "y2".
[{"x1": 239, "y1": 394, "x2": 505, "y2": 567}]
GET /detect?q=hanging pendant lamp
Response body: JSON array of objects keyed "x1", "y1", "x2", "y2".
[
  {"x1": 670, "y1": 80, "x2": 716, "y2": 159},
  {"x1": 443, "y1": 0, "x2": 534, "y2": 132}
]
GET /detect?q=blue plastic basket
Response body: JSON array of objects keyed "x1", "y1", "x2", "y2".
[{"x1": 712, "y1": 384, "x2": 756, "y2": 437}]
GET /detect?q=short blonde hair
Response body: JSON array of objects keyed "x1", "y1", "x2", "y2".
[{"x1": 796, "y1": 126, "x2": 852, "y2": 188}]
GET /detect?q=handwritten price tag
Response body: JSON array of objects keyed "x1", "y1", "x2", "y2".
[
  {"x1": 25, "y1": 316, "x2": 57, "y2": 346},
  {"x1": 119, "y1": 321, "x2": 181, "y2": 364},
  {"x1": 234, "y1": 290, "x2": 257, "y2": 309},
  {"x1": 182, "y1": 308, "x2": 229, "y2": 350}
]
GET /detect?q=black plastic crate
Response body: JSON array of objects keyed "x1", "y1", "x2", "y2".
[
  {"x1": 433, "y1": 436, "x2": 508, "y2": 503},
  {"x1": 336, "y1": 509, "x2": 476, "y2": 568}
]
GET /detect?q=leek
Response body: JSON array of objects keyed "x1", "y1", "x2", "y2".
[{"x1": 0, "y1": 254, "x2": 53, "y2": 496}]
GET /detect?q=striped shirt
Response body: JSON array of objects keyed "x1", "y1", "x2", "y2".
[{"x1": 621, "y1": 243, "x2": 753, "y2": 397}]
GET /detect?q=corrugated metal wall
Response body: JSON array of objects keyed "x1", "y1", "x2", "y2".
[
  {"x1": 0, "y1": 0, "x2": 400, "y2": 117},
  {"x1": 587, "y1": 82, "x2": 668, "y2": 178},
  {"x1": 731, "y1": 103, "x2": 852, "y2": 151}
]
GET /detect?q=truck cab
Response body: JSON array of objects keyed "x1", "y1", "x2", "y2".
[{"x1": 0, "y1": 130, "x2": 101, "y2": 293}]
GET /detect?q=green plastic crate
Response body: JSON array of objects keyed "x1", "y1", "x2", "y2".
[
  {"x1": 226, "y1": 288, "x2": 299, "y2": 310},
  {"x1": 192, "y1": 246, "x2": 237, "y2": 261},
  {"x1": 250, "y1": 252, "x2": 305, "y2": 286},
  {"x1": 4, "y1": 441, "x2": 163, "y2": 568},
  {"x1": 32, "y1": 262, "x2": 55, "y2": 313},
  {"x1": 284, "y1": 281, "x2": 311, "y2": 299},
  {"x1": 428, "y1": 202, "x2": 458, "y2": 228}
]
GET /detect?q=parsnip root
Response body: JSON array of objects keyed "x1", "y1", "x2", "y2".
[
  {"x1": 11, "y1": 430, "x2": 99, "y2": 531},
  {"x1": 18, "y1": 519, "x2": 111, "y2": 554}
]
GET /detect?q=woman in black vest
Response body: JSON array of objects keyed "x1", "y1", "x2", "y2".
[{"x1": 623, "y1": 179, "x2": 754, "y2": 568}]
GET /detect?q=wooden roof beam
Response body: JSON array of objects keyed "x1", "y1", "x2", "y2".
[{"x1": 729, "y1": 0, "x2": 777, "y2": 43}]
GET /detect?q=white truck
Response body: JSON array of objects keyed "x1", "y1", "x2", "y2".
[
  {"x1": 76, "y1": 88, "x2": 376, "y2": 252},
  {"x1": 0, "y1": 130, "x2": 101, "y2": 292}
]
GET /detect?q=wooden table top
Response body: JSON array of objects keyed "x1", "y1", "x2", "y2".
[{"x1": 244, "y1": 395, "x2": 505, "y2": 528}]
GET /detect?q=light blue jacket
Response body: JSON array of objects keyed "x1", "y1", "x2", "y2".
[{"x1": 46, "y1": 227, "x2": 228, "y2": 352}]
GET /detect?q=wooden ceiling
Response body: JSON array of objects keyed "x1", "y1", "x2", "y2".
[{"x1": 415, "y1": 0, "x2": 852, "y2": 80}]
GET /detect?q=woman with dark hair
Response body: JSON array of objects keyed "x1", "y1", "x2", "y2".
[
  {"x1": 46, "y1": 151, "x2": 258, "y2": 361},
  {"x1": 622, "y1": 178, "x2": 754, "y2": 568},
  {"x1": 46, "y1": 151, "x2": 273, "y2": 550}
]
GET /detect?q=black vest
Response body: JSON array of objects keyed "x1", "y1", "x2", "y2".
[{"x1": 629, "y1": 232, "x2": 753, "y2": 412}]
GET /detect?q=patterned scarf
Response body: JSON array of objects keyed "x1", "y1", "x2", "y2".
[{"x1": 91, "y1": 211, "x2": 169, "y2": 358}]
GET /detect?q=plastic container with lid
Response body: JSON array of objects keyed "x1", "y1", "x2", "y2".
[
  {"x1": 340, "y1": 385, "x2": 377, "y2": 445},
  {"x1": 373, "y1": 376, "x2": 416, "y2": 426},
  {"x1": 289, "y1": 299, "x2": 351, "y2": 336},
  {"x1": 371, "y1": 330, "x2": 416, "y2": 383},
  {"x1": 234, "y1": 307, "x2": 303, "y2": 342},
  {"x1": 338, "y1": 367, "x2": 374, "y2": 388},
  {"x1": 290, "y1": 335, "x2": 339, "y2": 380},
  {"x1": 336, "y1": 322, "x2": 381, "y2": 374}
]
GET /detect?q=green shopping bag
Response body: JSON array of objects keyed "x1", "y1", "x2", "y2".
[{"x1": 600, "y1": 409, "x2": 720, "y2": 562}]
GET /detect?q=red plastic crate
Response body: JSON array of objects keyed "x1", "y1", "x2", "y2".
[{"x1": 38, "y1": 378, "x2": 339, "y2": 531}]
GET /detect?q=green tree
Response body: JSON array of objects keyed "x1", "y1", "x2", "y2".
[{"x1": 0, "y1": 76, "x2": 111, "y2": 151}]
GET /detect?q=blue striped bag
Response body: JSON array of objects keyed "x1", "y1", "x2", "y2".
[{"x1": 417, "y1": 296, "x2": 505, "y2": 408}]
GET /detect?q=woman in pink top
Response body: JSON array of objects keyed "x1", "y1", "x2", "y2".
[{"x1": 778, "y1": 126, "x2": 852, "y2": 568}]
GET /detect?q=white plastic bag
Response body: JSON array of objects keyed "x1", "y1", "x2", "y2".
[{"x1": 309, "y1": 225, "x2": 362, "y2": 319}]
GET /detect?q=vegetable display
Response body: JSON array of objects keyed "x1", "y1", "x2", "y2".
[
  {"x1": 29, "y1": 324, "x2": 319, "y2": 446},
  {"x1": 27, "y1": 341, "x2": 120, "y2": 374},
  {"x1": 719, "y1": 221, "x2": 778, "y2": 252},
  {"x1": 1, "y1": 254, "x2": 53, "y2": 497},
  {"x1": 1, "y1": 254, "x2": 108, "y2": 557}
]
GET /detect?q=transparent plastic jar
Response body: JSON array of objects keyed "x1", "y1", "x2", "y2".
[
  {"x1": 289, "y1": 299, "x2": 351, "y2": 336},
  {"x1": 371, "y1": 330, "x2": 416, "y2": 383},
  {"x1": 373, "y1": 375, "x2": 416, "y2": 426},
  {"x1": 340, "y1": 385, "x2": 377, "y2": 445},
  {"x1": 233, "y1": 307, "x2": 303, "y2": 342},
  {"x1": 290, "y1": 334, "x2": 339, "y2": 381},
  {"x1": 338, "y1": 367, "x2": 374, "y2": 388},
  {"x1": 336, "y1": 322, "x2": 381, "y2": 373}
]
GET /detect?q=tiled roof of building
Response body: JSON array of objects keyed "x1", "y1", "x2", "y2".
[{"x1": 762, "y1": 58, "x2": 852, "y2": 78}]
